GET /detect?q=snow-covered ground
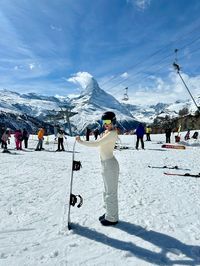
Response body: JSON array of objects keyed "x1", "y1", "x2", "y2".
[{"x1": 0, "y1": 133, "x2": 200, "y2": 266}]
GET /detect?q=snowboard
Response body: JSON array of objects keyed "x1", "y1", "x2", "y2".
[
  {"x1": 161, "y1": 144, "x2": 186, "y2": 150},
  {"x1": 67, "y1": 141, "x2": 83, "y2": 230}
]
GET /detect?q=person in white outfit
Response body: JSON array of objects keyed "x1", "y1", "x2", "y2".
[{"x1": 76, "y1": 111, "x2": 119, "y2": 226}]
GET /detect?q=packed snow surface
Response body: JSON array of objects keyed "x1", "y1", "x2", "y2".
[{"x1": 0, "y1": 133, "x2": 200, "y2": 265}]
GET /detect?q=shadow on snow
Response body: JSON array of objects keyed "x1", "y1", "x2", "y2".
[{"x1": 72, "y1": 221, "x2": 200, "y2": 265}]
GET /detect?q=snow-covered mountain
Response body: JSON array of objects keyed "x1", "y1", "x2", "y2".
[
  {"x1": 0, "y1": 77, "x2": 199, "y2": 133},
  {"x1": 68, "y1": 77, "x2": 138, "y2": 133},
  {"x1": 0, "y1": 89, "x2": 68, "y2": 118}
]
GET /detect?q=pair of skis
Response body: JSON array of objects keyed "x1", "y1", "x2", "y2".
[
  {"x1": 148, "y1": 165, "x2": 200, "y2": 178},
  {"x1": 148, "y1": 165, "x2": 190, "y2": 171},
  {"x1": 67, "y1": 141, "x2": 83, "y2": 230},
  {"x1": 164, "y1": 172, "x2": 200, "y2": 178}
]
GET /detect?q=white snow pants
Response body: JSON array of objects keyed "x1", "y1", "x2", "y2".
[{"x1": 101, "y1": 156, "x2": 119, "y2": 222}]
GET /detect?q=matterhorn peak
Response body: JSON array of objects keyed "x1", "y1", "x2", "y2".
[{"x1": 67, "y1": 72, "x2": 100, "y2": 95}]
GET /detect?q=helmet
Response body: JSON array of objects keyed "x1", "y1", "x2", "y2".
[{"x1": 101, "y1": 111, "x2": 116, "y2": 124}]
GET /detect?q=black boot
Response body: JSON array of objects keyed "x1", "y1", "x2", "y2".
[
  {"x1": 100, "y1": 218, "x2": 118, "y2": 226},
  {"x1": 99, "y1": 214, "x2": 105, "y2": 221}
]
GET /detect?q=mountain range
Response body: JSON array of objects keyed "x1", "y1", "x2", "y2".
[{"x1": 0, "y1": 75, "x2": 199, "y2": 134}]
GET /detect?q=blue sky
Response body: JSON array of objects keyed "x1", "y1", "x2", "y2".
[{"x1": 0, "y1": 0, "x2": 200, "y2": 104}]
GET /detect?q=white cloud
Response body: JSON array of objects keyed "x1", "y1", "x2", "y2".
[
  {"x1": 127, "y1": 0, "x2": 151, "y2": 10},
  {"x1": 120, "y1": 72, "x2": 129, "y2": 78},
  {"x1": 113, "y1": 71, "x2": 200, "y2": 105},
  {"x1": 67, "y1": 72, "x2": 93, "y2": 89},
  {"x1": 29, "y1": 63, "x2": 35, "y2": 70}
]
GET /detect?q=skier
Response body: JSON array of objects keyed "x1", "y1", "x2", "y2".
[
  {"x1": 35, "y1": 127, "x2": 45, "y2": 151},
  {"x1": 76, "y1": 111, "x2": 119, "y2": 226},
  {"x1": 135, "y1": 123, "x2": 145, "y2": 149}
]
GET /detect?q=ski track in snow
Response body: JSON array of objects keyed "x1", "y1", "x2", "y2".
[{"x1": 0, "y1": 134, "x2": 200, "y2": 265}]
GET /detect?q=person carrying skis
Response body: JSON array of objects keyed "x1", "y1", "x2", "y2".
[
  {"x1": 76, "y1": 111, "x2": 119, "y2": 226},
  {"x1": 135, "y1": 123, "x2": 145, "y2": 149}
]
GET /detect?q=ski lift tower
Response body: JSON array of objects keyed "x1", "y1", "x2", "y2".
[
  {"x1": 45, "y1": 106, "x2": 78, "y2": 136},
  {"x1": 173, "y1": 49, "x2": 200, "y2": 112},
  {"x1": 122, "y1": 87, "x2": 129, "y2": 101},
  {"x1": 58, "y1": 105, "x2": 78, "y2": 136}
]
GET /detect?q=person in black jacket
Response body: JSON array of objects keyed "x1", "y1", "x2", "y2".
[
  {"x1": 22, "y1": 128, "x2": 29, "y2": 148},
  {"x1": 165, "y1": 127, "x2": 172, "y2": 143}
]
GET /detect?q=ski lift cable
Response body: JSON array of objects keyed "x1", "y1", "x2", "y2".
[
  {"x1": 105, "y1": 36, "x2": 200, "y2": 93},
  {"x1": 124, "y1": 45, "x2": 200, "y2": 89},
  {"x1": 100, "y1": 23, "x2": 200, "y2": 88},
  {"x1": 111, "y1": 44, "x2": 200, "y2": 98}
]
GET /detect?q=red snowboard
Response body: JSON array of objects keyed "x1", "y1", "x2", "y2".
[{"x1": 161, "y1": 144, "x2": 186, "y2": 150}]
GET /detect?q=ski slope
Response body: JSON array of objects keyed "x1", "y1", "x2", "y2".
[{"x1": 0, "y1": 133, "x2": 200, "y2": 265}]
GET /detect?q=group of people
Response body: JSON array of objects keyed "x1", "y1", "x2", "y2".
[
  {"x1": 0, "y1": 127, "x2": 29, "y2": 151},
  {"x1": 0, "y1": 125, "x2": 69, "y2": 152}
]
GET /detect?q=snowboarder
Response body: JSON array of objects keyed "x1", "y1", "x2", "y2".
[
  {"x1": 35, "y1": 127, "x2": 45, "y2": 151},
  {"x1": 76, "y1": 111, "x2": 119, "y2": 226},
  {"x1": 135, "y1": 123, "x2": 145, "y2": 149}
]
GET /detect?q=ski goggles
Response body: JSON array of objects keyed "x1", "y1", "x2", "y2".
[{"x1": 102, "y1": 119, "x2": 112, "y2": 125}]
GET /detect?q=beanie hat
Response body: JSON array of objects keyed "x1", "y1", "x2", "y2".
[{"x1": 101, "y1": 111, "x2": 116, "y2": 124}]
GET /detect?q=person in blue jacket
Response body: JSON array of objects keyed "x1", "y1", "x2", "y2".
[{"x1": 135, "y1": 123, "x2": 145, "y2": 150}]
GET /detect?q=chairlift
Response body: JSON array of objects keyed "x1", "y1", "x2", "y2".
[{"x1": 122, "y1": 87, "x2": 129, "y2": 101}]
